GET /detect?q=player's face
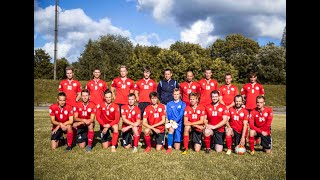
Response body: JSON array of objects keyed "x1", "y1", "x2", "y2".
[
  {"x1": 144, "y1": 71, "x2": 151, "y2": 79},
  {"x1": 211, "y1": 93, "x2": 219, "y2": 104},
  {"x1": 205, "y1": 70, "x2": 212, "y2": 79},
  {"x1": 173, "y1": 91, "x2": 181, "y2": 101},
  {"x1": 250, "y1": 76, "x2": 257, "y2": 83},
  {"x1": 164, "y1": 71, "x2": 172, "y2": 80},
  {"x1": 189, "y1": 95, "x2": 198, "y2": 106},
  {"x1": 93, "y1": 70, "x2": 101, "y2": 78},
  {"x1": 150, "y1": 96, "x2": 158, "y2": 105},
  {"x1": 256, "y1": 98, "x2": 265, "y2": 109},
  {"x1": 225, "y1": 75, "x2": 232, "y2": 85},
  {"x1": 66, "y1": 70, "x2": 73, "y2": 80},
  {"x1": 57, "y1": 96, "x2": 66, "y2": 107},
  {"x1": 81, "y1": 92, "x2": 89, "y2": 103},
  {"x1": 186, "y1": 72, "x2": 194, "y2": 82},
  {"x1": 120, "y1": 68, "x2": 128, "y2": 78},
  {"x1": 128, "y1": 96, "x2": 136, "y2": 106},
  {"x1": 104, "y1": 93, "x2": 112, "y2": 104},
  {"x1": 234, "y1": 97, "x2": 243, "y2": 109}
]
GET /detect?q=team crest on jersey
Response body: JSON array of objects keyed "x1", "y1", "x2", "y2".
[
  {"x1": 255, "y1": 87, "x2": 259, "y2": 90},
  {"x1": 203, "y1": 83, "x2": 205, "y2": 85},
  {"x1": 91, "y1": 84, "x2": 93, "y2": 86},
  {"x1": 209, "y1": 108, "x2": 212, "y2": 111},
  {"x1": 141, "y1": 83, "x2": 144, "y2": 85},
  {"x1": 256, "y1": 115, "x2": 259, "y2": 117},
  {"x1": 118, "y1": 82, "x2": 121, "y2": 84},
  {"x1": 79, "y1": 108, "x2": 82, "y2": 111},
  {"x1": 102, "y1": 107, "x2": 105, "y2": 110},
  {"x1": 149, "y1": 82, "x2": 153, "y2": 86},
  {"x1": 150, "y1": 111, "x2": 153, "y2": 113},
  {"x1": 73, "y1": 83, "x2": 77, "y2": 86},
  {"x1": 240, "y1": 112, "x2": 244, "y2": 117},
  {"x1": 189, "y1": 111, "x2": 192, "y2": 114},
  {"x1": 248, "y1": 87, "x2": 250, "y2": 90},
  {"x1": 184, "y1": 86, "x2": 186, "y2": 89},
  {"x1": 223, "y1": 88, "x2": 226, "y2": 91},
  {"x1": 177, "y1": 105, "x2": 181, "y2": 108},
  {"x1": 110, "y1": 107, "x2": 114, "y2": 112},
  {"x1": 210, "y1": 83, "x2": 214, "y2": 86},
  {"x1": 231, "y1": 111, "x2": 234, "y2": 114},
  {"x1": 64, "y1": 110, "x2": 68, "y2": 115},
  {"x1": 158, "y1": 108, "x2": 162, "y2": 112},
  {"x1": 127, "y1": 82, "x2": 131, "y2": 85},
  {"x1": 64, "y1": 83, "x2": 67, "y2": 85},
  {"x1": 264, "y1": 112, "x2": 268, "y2": 117},
  {"x1": 132, "y1": 111, "x2": 135, "y2": 115},
  {"x1": 88, "y1": 108, "x2": 92, "y2": 112},
  {"x1": 49, "y1": 109, "x2": 52, "y2": 113},
  {"x1": 218, "y1": 108, "x2": 223, "y2": 112},
  {"x1": 197, "y1": 110, "x2": 200, "y2": 114},
  {"x1": 192, "y1": 86, "x2": 196, "y2": 89},
  {"x1": 99, "y1": 83, "x2": 103, "y2": 87},
  {"x1": 231, "y1": 88, "x2": 234, "y2": 91}
]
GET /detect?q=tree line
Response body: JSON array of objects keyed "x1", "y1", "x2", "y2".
[{"x1": 34, "y1": 32, "x2": 286, "y2": 84}]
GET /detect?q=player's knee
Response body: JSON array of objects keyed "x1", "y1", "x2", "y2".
[
  {"x1": 168, "y1": 127, "x2": 174, "y2": 133},
  {"x1": 249, "y1": 130, "x2": 256, "y2": 137},
  {"x1": 144, "y1": 128, "x2": 150, "y2": 135},
  {"x1": 112, "y1": 125, "x2": 119, "y2": 132},
  {"x1": 204, "y1": 129, "x2": 211, "y2": 136}
]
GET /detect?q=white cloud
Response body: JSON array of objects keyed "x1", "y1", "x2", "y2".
[
  {"x1": 180, "y1": 17, "x2": 218, "y2": 47},
  {"x1": 137, "y1": 0, "x2": 286, "y2": 41},
  {"x1": 132, "y1": 32, "x2": 175, "y2": 48},
  {"x1": 34, "y1": 5, "x2": 131, "y2": 63},
  {"x1": 157, "y1": 39, "x2": 176, "y2": 49}
]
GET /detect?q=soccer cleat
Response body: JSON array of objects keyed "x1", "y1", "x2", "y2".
[
  {"x1": 205, "y1": 148, "x2": 210, "y2": 154},
  {"x1": 132, "y1": 147, "x2": 138, "y2": 153},
  {"x1": 182, "y1": 150, "x2": 188, "y2": 155},
  {"x1": 86, "y1": 146, "x2": 92, "y2": 152},
  {"x1": 226, "y1": 149, "x2": 232, "y2": 155},
  {"x1": 250, "y1": 150, "x2": 255, "y2": 155},
  {"x1": 166, "y1": 148, "x2": 172, "y2": 154},
  {"x1": 111, "y1": 146, "x2": 116, "y2": 153},
  {"x1": 144, "y1": 146, "x2": 151, "y2": 153},
  {"x1": 65, "y1": 146, "x2": 72, "y2": 152}
]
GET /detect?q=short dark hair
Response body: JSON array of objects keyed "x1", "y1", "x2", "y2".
[
  {"x1": 234, "y1": 94, "x2": 243, "y2": 102},
  {"x1": 144, "y1": 66, "x2": 151, "y2": 73},
  {"x1": 210, "y1": 90, "x2": 220, "y2": 96},
  {"x1": 58, "y1": 92, "x2": 66, "y2": 98},
  {"x1": 256, "y1": 95, "x2": 265, "y2": 102},
  {"x1": 249, "y1": 72, "x2": 257, "y2": 78},
  {"x1": 65, "y1": 66, "x2": 74, "y2": 72},
  {"x1": 104, "y1": 89, "x2": 112, "y2": 95},
  {"x1": 164, "y1": 68, "x2": 171, "y2": 73},
  {"x1": 128, "y1": 93, "x2": 136, "y2": 98},
  {"x1": 81, "y1": 89, "x2": 90, "y2": 95},
  {"x1": 149, "y1": 91, "x2": 158, "y2": 99},
  {"x1": 189, "y1": 92, "x2": 199, "y2": 100}
]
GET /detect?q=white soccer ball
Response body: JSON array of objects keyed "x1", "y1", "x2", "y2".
[{"x1": 235, "y1": 145, "x2": 246, "y2": 155}]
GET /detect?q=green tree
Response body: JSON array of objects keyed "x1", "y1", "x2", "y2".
[
  {"x1": 170, "y1": 41, "x2": 210, "y2": 60},
  {"x1": 256, "y1": 43, "x2": 286, "y2": 84},
  {"x1": 56, "y1": 57, "x2": 70, "y2": 80},
  {"x1": 34, "y1": 48, "x2": 53, "y2": 79}
]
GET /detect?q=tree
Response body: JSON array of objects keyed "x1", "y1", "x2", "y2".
[
  {"x1": 34, "y1": 48, "x2": 53, "y2": 79},
  {"x1": 255, "y1": 43, "x2": 286, "y2": 84},
  {"x1": 56, "y1": 57, "x2": 70, "y2": 80},
  {"x1": 170, "y1": 41, "x2": 210, "y2": 60},
  {"x1": 281, "y1": 26, "x2": 286, "y2": 48}
]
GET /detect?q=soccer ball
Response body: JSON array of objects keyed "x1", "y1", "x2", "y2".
[{"x1": 235, "y1": 145, "x2": 246, "y2": 155}]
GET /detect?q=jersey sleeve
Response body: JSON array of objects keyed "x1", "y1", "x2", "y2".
[
  {"x1": 109, "y1": 105, "x2": 120, "y2": 127},
  {"x1": 176, "y1": 102, "x2": 186, "y2": 123},
  {"x1": 58, "y1": 81, "x2": 63, "y2": 92},
  {"x1": 111, "y1": 79, "x2": 116, "y2": 87},
  {"x1": 260, "y1": 85, "x2": 265, "y2": 95},
  {"x1": 95, "y1": 104, "x2": 105, "y2": 126},
  {"x1": 249, "y1": 112, "x2": 262, "y2": 133},
  {"x1": 103, "y1": 81, "x2": 108, "y2": 92},
  {"x1": 240, "y1": 85, "x2": 246, "y2": 95},
  {"x1": 76, "y1": 81, "x2": 82, "y2": 92},
  {"x1": 49, "y1": 105, "x2": 55, "y2": 116}
]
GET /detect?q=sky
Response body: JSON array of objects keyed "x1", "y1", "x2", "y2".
[{"x1": 34, "y1": 0, "x2": 286, "y2": 63}]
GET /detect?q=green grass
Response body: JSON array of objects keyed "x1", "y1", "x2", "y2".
[
  {"x1": 34, "y1": 79, "x2": 286, "y2": 107},
  {"x1": 34, "y1": 110, "x2": 286, "y2": 179}
]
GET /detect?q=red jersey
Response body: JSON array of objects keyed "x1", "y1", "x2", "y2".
[
  {"x1": 111, "y1": 77, "x2": 135, "y2": 105},
  {"x1": 184, "y1": 105, "x2": 206, "y2": 132},
  {"x1": 95, "y1": 102, "x2": 120, "y2": 127},
  {"x1": 198, "y1": 78, "x2": 219, "y2": 106},
  {"x1": 241, "y1": 83, "x2": 264, "y2": 110},
  {"x1": 58, "y1": 79, "x2": 82, "y2": 107},
  {"x1": 249, "y1": 107, "x2": 273, "y2": 135},
  {"x1": 134, "y1": 78, "x2": 157, "y2": 103},
  {"x1": 180, "y1": 81, "x2": 200, "y2": 106},
  {"x1": 229, "y1": 107, "x2": 249, "y2": 134},
  {"x1": 143, "y1": 104, "x2": 166, "y2": 132},
  {"x1": 49, "y1": 103, "x2": 73, "y2": 128},
  {"x1": 73, "y1": 101, "x2": 96, "y2": 127},
  {"x1": 219, "y1": 84, "x2": 239, "y2": 106},
  {"x1": 205, "y1": 103, "x2": 229, "y2": 132},
  {"x1": 121, "y1": 105, "x2": 141, "y2": 130},
  {"x1": 85, "y1": 79, "x2": 108, "y2": 105}
]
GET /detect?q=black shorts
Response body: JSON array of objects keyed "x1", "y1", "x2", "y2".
[
  {"x1": 257, "y1": 133, "x2": 272, "y2": 150},
  {"x1": 191, "y1": 128, "x2": 202, "y2": 145},
  {"x1": 151, "y1": 130, "x2": 165, "y2": 145},
  {"x1": 233, "y1": 129, "x2": 242, "y2": 145},
  {"x1": 121, "y1": 129, "x2": 133, "y2": 146},
  {"x1": 76, "y1": 126, "x2": 88, "y2": 143},
  {"x1": 100, "y1": 128, "x2": 113, "y2": 143},
  {"x1": 51, "y1": 128, "x2": 64, "y2": 141},
  {"x1": 212, "y1": 130, "x2": 224, "y2": 145},
  {"x1": 138, "y1": 102, "x2": 150, "y2": 118}
]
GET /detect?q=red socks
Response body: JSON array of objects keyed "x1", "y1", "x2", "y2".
[
  {"x1": 249, "y1": 137, "x2": 255, "y2": 151},
  {"x1": 226, "y1": 135, "x2": 232, "y2": 150},
  {"x1": 67, "y1": 131, "x2": 73, "y2": 147},
  {"x1": 183, "y1": 135, "x2": 189, "y2": 150},
  {"x1": 144, "y1": 135, "x2": 151, "y2": 148},
  {"x1": 204, "y1": 136, "x2": 211, "y2": 149},
  {"x1": 88, "y1": 130, "x2": 94, "y2": 147},
  {"x1": 112, "y1": 132, "x2": 119, "y2": 146},
  {"x1": 133, "y1": 135, "x2": 140, "y2": 147}
]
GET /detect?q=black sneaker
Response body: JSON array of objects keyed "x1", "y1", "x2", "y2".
[
  {"x1": 65, "y1": 146, "x2": 72, "y2": 151},
  {"x1": 86, "y1": 146, "x2": 92, "y2": 152},
  {"x1": 205, "y1": 148, "x2": 210, "y2": 154}
]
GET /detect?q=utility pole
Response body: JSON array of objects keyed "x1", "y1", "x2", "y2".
[{"x1": 53, "y1": 0, "x2": 59, "y2": 80}]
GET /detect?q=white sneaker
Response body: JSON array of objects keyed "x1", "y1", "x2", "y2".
[
  {"x1": 226, "y1": 149, "x2": 232, "y2": 155},
  {"x1": 132, "y1": 147, "x2": 138, "y2": 153}
]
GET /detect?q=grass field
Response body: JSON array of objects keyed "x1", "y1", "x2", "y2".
[{"x1": 34, "y1": 110, "x2": 286, "y2": 180}]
